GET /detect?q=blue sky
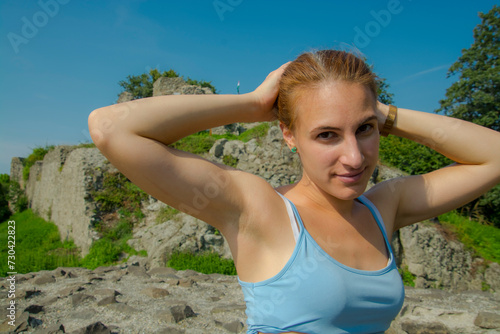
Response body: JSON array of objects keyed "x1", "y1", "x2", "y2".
[{"x1": 0, "y1": 0, "x2": 497, "y2": 175}]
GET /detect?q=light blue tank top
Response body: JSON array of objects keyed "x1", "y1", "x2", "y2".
[{"x1": 238, "y1": 194, "x2": 405, "y2": 334}]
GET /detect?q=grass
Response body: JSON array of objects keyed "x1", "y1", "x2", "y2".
[
  {"x1": 167, "y1": 251, "x2": 237, "y2": 275},
  {"x1": 238, "y1": 123, "x2": 271, "y2": 143},
  {"x1": 0, "y1": 210, "x2": 80, "y2": 276},
  {"x1": 169, "y1": 123, "x2": 272, "y2": 155},
  {"x1": 438, "y1": 210, "x2": 500, "y2": 263},
  {"x1": 0, "y1": 208, "x2": 148, "y2": 275},
  {"x1": 156, "y1": 205, "x2": 180, "y2": 224}
]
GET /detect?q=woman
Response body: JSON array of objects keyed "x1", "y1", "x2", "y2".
[{"x1": 88, "y1": 50, "x2": 500, "y2": 333}]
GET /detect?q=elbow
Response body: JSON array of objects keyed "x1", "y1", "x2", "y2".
[{"x1": 88, "y1": 107, "x2": 111, "y2": 150}]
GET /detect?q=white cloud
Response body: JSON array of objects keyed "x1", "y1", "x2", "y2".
[{"x1": 396, "y1": 64, "x2": 451, "y2": 84}]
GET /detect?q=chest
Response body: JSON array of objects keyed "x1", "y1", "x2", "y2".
[{"x1": 296, "y1": 205, "x2": 390, "y2": 271}]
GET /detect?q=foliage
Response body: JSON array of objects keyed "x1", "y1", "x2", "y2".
[
  {"x1": 92, "y1": 171, "x2": 148, "y2": 214},
  {"x1": 23, "y1": 145, "x2": 55, "y2": 181},
  {"x1": 79, "y1": 214, "x2": 148, "y2": 270},
  {"x1": 185, "y1": 78, "x2": 217, "y2": 94},
  {"x1": 170, "y1": 123, "x2": 272, "y2": 156},
  {"x1": 437, "y1": 6, "x2": 500, "y2": 131},
  {"x1": 119, "y1": 68, "x2": 179, "y2": 100},
  {"x1": 222, "y1": 155, "x2": 239, "y2": 168},
  {"x1": 118, "y1": 68, "x2": 217, "y2": 100},
  {"x1": 167, "y1": 251, "x2": 237, "y2": 275},
  {"x1": 476, "y1": 185, "x2": 500, "y2": 227},
  {"x1": 432, "y1": 6, "x2": 500, "y2": 226},
  {"x1": 169, "y1": 131, "x2": 220, "y2": 154},
  {"x1": 0, "y1": 210, "x2": 80, "y2": 276},
  {"x1": 3, "y1": 179, "x2": 27, "y2": 215},
  {"x1": 379, "y1": 136, "x2": 452, "y2": 175},
  {"x1": 80, "y1": 238, "x2": 121, "y2": 270},
  {"x1": 84, "y1": 170, "x2": 148, "y2": 269},
  {"x1": 438, "y1": 210, "x2": 500, "y2": 263},
  {"x1": 398, "y1": 266, "x2": 416, "y2": 287},
  {"x1": 0, "y1": 174, "x2": 11, "y2": 222},
  {"x1": 0, "y1": 174, "x2": 9, "y2": 184},
  {"x1": 156, "y1": 205, "x2": 180, "y2": 224},
  {"x1": 75, "y1": 142, "x2": 96, "y2": 149},
  {"x1": 376, "y1": 77, "x2": 394, "y2": 105},
  {"x1": 238, "y1": 123, "x2": 271, "y2": 144}
]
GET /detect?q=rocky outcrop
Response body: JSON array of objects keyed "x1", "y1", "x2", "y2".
[
  {"x1": 394, "y1": 223, "x2": 500, "y2": 292},
  {"x1": 207, "y1": 125, "x2": 302, "y2": 188},
  {"x1": 116, "y1": 92, "x2": 133, "y2": 104},
  {"x1": 128, "y1": 199, "x2": 231, "y2": 268},
  {"x1": 153, "y1": 77, "x2": 214, "y2": 96},
  {"x1": 1, "y1": 264, "x2": 498, "y2": 334}
]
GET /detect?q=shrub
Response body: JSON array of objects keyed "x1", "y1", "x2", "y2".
[
  {"x1": 380, "y1": 136, "x2": 499, "y2": 227},
  {"x1": 379, "y1": 136, "x2": 451, "y2": 175},
  {"x1": 0, "y1": 175, "x2": 11, "y2": 221},
  {"x1": 398, "y1": 266, "x2": 416, "y2": 287},
  {"x1": 222, "y1": 155, "x2": 239, "y2": 168},
  {"x1": 80, "y1": 238, "x2": 121, "y2": 270},
  {"x1": 22, "y1": 145, "x2": 55, "y2": 181},
  {"x1": 92, "y1": 171, "x2": 148, "y2": 214},
  {"x1": 167, "y1": 251, "x2": 237, "y2": 275}
]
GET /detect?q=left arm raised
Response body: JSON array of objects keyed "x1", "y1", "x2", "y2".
[{"x1": 368, "y1": 103, "x2": 500, "y2": 231}]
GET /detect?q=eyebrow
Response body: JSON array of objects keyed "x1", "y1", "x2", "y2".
[{"x1": 311, "y1": 115, "x2": 378, "y2": 133}]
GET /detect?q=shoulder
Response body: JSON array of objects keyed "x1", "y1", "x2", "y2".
[{"x1": 362, "y1": 178, "x2": 406, "y2": 235}]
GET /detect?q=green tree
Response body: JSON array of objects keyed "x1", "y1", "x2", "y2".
[
  {"x1": 0, "y1": 174, "x2": 11, "y2": 221},
  {"x1": 118, "y1": 68, "x2": 179, "y2": 100},
  {"x1": 436, "y1": 5, "x2": 500, "y2": 227},
  {"x1": 437, "y1": 5, "x2": 500, "y2": 131},
  {"x1": 376, "y1": 77, "x2": 394, "y2": 105},
  {"x1": 118, "y1": 68, "x2": 217, "y2": 100}
]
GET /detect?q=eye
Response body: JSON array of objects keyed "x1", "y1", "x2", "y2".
[
  {"x1": 357, "y1": 123, "x2": 374, "y2": 135},
  {"x1": 317, "y1": 131, "x2": 337, "y2": 140}
]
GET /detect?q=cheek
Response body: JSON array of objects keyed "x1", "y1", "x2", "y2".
[
  {"x1": 362, "y1": 136, "x2": 380, "y2": 160},
  {"x1": 304, "y1": 144, "x2": 340, "y2": 169}
]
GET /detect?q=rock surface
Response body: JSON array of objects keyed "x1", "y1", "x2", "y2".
[{"x1": 0, "y1": 265, "x2": 498, "y2": 334}]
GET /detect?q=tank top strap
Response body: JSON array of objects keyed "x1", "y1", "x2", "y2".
[
  {"x1": 276, "y1": 192, "x2": 302, "y2": 242},
  {"x1": 356, "y1": 195, "x2": 391, "y2": 246}
]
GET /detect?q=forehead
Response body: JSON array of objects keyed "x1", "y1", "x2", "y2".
[{"x1": 292, "y1": 81, "x2": 376, "y2": 130}]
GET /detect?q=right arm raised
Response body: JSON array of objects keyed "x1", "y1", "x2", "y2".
[{"x1": 87, "y1": 65, "x2": 287, "y2": 233}]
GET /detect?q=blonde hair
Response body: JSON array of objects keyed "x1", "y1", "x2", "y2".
[{"x1": 276, "y1": 50, "x2": 378, "y2": 130}]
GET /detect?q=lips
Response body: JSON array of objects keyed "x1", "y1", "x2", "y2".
[{"x1": 334, "y1": 168, "x2": 366, "y2": 184}]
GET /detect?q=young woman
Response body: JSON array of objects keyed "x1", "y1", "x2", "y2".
[{"x1": 88, "y1": 50, "x2": 500, "y2": 333}]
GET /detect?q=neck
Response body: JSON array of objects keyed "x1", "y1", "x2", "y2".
[{"x1": 291, "y1": 177, "x2": 358, "y2": 219}]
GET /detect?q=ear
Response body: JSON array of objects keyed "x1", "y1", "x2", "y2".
[{"x1": 279, "y1": 122, "x2": 296, "y2": 150}]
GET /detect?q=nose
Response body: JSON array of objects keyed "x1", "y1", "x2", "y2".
[{"x1": 338, "y1": 136, "x2": 364, "y2": 170}]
